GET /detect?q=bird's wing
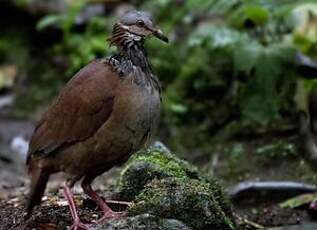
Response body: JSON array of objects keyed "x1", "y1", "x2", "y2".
[{"x1": 27, "y1": 59, "x2": 118, "y2": 163}]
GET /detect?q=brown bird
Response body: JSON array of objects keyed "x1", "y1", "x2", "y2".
[{"x1": 26, "y1": 10, "x2": 168, "y2": 229}]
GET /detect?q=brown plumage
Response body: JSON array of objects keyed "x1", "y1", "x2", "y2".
[
  {"x1": 26, "y1": 10, "x2": 168, "y2": 229},
  {"x1": 27, "y1": 61, "x2": 116, "y2": 159}
]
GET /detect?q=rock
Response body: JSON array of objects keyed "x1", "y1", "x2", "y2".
[
  {"x1": 10, "y1": 135, "x2": 29, "y2": 161},
  {"x1": 0, "y1": 94, "x2": 14, "y2": 110},
  {"x1": 0, "y1": 120, "x2": 33, "y2": 164},
  {"x1": 0, "y1": 120, "x2": 31, "y2": 196},
  {"x1": 117, "y1": 142, "x2": 236, "y2": 230},
  {"x1": 129, "y1": 178, "x2": 235, "y2": 230},
  {"x1": 97, "y1": 213, "x2": 190, "y2": 230},
  {"x1": 118, "y1": 141, "x2": 207, "y2": 200}
]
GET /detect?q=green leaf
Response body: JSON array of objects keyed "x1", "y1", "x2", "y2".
[
  {"x1": 36, "y1": 14, "x2": 64, "y2": 31},
  {"x1": 238, "y1": 43, "x2": 296, "y2": 124},
  {"x1": 280, "y1": 193, "x2": 317, "y2": 209},
  {"x1": 170, "y1": 104, "x2": 188, "y2": 114},
  {"x1": 233, "y1": 42, "x2": 261, "y2": 75},
  {"x1": 189, "y1": 25, "x2": 247, "y2": 49},
  {"x1": 244, "y1": 5, "x2": 269, "y2": 25}
]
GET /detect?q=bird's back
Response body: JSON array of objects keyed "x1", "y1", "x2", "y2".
[{"x1": 27, "y1": 59, "x2": 118, "y2": 166}]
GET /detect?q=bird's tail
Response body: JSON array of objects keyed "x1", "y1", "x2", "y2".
[{"x1": 25, "y1": 166, "x2": 49, "y2": 219}]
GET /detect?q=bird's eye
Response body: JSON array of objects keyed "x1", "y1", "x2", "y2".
[{"x1": 136, "y1": 20, "x2": 145, "y2": 27}]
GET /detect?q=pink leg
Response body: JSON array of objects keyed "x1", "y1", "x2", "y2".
[
  {"x1": 82, "y1": 177, "x2": 125, "y2": 223},
  {"x1": 64, "y1": 184, "x2": 91, "y2": 230}
]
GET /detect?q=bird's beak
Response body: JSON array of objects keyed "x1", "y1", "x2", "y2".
[{"x1": 153, "y1": 29, "x2": 168, "y2": 43}]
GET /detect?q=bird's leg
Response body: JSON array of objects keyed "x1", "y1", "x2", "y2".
[
  {"x1": 64, "y1": 180, "x2": 91, "y2": 230},
  {"x1": 81, "y1": 176, "x2": 125, "y2": 223}
]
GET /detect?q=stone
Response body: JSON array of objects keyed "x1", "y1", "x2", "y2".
[{"x1": 116, "y1": 142, "x2": 236, "y2": 230}]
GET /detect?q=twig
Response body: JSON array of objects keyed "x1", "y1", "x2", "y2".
[
  {"x1": 228, "y1": 181, "x2": 317, "y2": 199},
  {"x1": 235, "y1": 213, "x2": 264, "y2": 229}
]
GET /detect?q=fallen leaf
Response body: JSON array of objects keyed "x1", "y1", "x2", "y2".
[{"x1": 280, "y1": 193, "x2": 317, "y2": 209}]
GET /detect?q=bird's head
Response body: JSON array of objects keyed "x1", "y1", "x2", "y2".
[{"x1": 110, "y1": 10, "x2": 168, "y2": 47}]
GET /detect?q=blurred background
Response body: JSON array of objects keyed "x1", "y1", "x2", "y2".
[{"x1": 1, "y1": 0, "x2": 317, "y2": 227}]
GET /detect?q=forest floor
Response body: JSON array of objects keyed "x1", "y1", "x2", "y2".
[{"x1": 1, "y1": 120, "x2": 317, "y2": 229}]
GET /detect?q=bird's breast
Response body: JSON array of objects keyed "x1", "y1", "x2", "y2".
[
  {"x1": 89, "y1": 80, "x2": 160, "y2": 168},
  {"x1": 55, "y1": 68, "x2": 161, "y2": 175},
  {"x1": 107, "y1": 71, "x2": 161, "y2": 147}
]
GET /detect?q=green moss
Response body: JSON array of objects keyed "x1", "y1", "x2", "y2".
[
  {"x1": 118, "y1": 142, "x2": 236, "y2": 230},
  {"x1": 118, "y1": 143, "x2": 204, "y2": 200},
  {"x1": 129, "y1": 178, "x2": 235, "y2": 230}
]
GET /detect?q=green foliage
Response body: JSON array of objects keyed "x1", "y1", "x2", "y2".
[
  {"x1": 52, "y1": 19, "x2": 112, "y2": 76},
  {"x1": 0, "y1": 34, "x2": 28, "y2": 68},
  {"x1": 236, "y1": 43, "x2": 297, "y2": 124},
  {"x1": 256, "y1": 140, "x2": 296, "y2": 158},
  {"x1": 292, "y1": 3, "x2": 317, "y2": 57},
  {"x1": 0, "y1": 32, "x2": 59, "y2": 117},
  {"x1": 147, "y1": 0, "x2": 305, "y2": 153},
  {"x1": 13, "y1": 0, "x2": 30, "y2": 8},
  {"x1": 36, "y1": 0, "x2": 113, "y2": 76},
  {"x1": 6, "y1": 0, "x2": 317, "y2": 151},
  {"x1": 292, "y1": 3, "x2": 317, "y2": 123},
  {"x1": 36, "y1": 0, "x2": 86, "y2": 39}
]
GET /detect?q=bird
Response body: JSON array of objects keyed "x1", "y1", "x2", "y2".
[{"x1": 25, "y1": 10, "x2": 168, "y2": 229}]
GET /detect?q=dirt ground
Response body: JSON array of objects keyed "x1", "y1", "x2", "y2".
[
  {"x1": 2, "y1": 128, "x2": 317, "y2": 229},
  {"x1": 0, "y1": 170, "x2": 127, "y2": 230},
  {"x1": 0, "y1": 193, "x2": 132, "y2": 230},
  {"x1": 0, "y1": 186, "x2": 315, "y2": 230}
]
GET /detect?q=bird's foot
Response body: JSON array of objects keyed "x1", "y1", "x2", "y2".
[{"x1": 70, "y1": 220, "x2": 92, "y2": 230}]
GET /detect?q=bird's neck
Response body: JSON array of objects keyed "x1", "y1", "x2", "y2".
[
  {"x1": 112, "y1": 42, "x2": 161, "y2": 96},
  {"x1": 109, "y1": 24, "x2": 161, "y2": 94},
  {"x1": 119, "y1": 42, "x2": 153, "y2": 75},
  {"x1": 109, "y1": 23, "x2": 153, "y2": 75}
]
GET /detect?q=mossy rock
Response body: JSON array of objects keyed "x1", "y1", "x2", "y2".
[
  {"x1": 129, "y1": 178, "x2": 235, "y2": 230},
  {"x1": 117, "y1": 142, "x2": 236, "y2": 230},
  {"x1": 119, "y1": 142, "x2": 209, "y2": 200},
  {"x1": 97, "y1": 213, "x2": 190, "y2": 230}
]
